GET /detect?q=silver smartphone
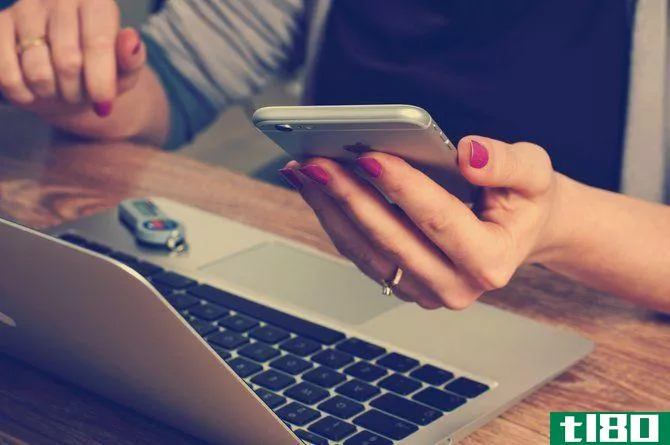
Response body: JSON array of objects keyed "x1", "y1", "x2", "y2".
[{"x1": 252, "y1": 104, "x2": 476, "y2": 202}]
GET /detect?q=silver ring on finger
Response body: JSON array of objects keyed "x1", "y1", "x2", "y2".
[{"x1": 381, "y1": 267, "x2": 404, "y2": 296}]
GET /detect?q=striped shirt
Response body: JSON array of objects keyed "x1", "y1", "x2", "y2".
[{"x1": 142, "y1": 0, "x2": 305, "y2": 150}]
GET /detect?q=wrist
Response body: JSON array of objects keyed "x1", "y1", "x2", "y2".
[{"x1": 527, "y1": 173, "x2": 584, "y2": 266}]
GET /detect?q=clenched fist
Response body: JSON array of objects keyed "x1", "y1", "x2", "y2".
[{"x1": 0, "y1": 0, "x2": 146, "y2": 117}]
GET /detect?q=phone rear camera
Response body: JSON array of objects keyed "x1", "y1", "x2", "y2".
[{"x1": 275, "y1": 124, "x2": 293, "y2": 132}]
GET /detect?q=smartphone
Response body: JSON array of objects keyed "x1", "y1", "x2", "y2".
[{"x1": 252, "y1": 104, "x2": 475, "y2": 202}]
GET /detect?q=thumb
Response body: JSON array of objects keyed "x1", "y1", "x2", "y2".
[
  {"x1": 116, "y1": 27, "x2": 146, "y2": 94},
  {"x1": 116, "y1": 27, "x2": 146, "y2": 75},
  {"x1": 457, "y1": 136, "x2": 555, "y2": 197}
]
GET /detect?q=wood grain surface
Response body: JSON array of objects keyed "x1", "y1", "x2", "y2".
[{"x1": 0, "y1": 114, "x2": 668, "y2": 445}]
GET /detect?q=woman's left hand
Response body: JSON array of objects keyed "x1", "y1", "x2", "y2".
[{"x1": 280, "y1": 136, "x2": 563, "y2": 310}]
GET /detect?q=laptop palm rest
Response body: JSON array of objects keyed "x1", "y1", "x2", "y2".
[{"x1": 199, "y1": 242, "x2": 402, "y2": 325}]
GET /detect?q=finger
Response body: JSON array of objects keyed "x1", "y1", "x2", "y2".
[
  {"x1": 286, "y1": 166, "x2": 395, "y2": 288},
  {"x1": 281, "y1": 164, "x2": 442, "y2": 309},
  {"x1": 117, "y1": 27, "x2": 144, "y2": 73},
  {"x1": 81, "y1": 0, "x2": 120, "y2": 112},
  {"x1": 300, "y1": 182, "x2": 442, "y2": 309},
  {"x1": 298, "y1": 159, "x2": 477, "y2": 309},
  {"x1": 14, "y1": 1, "x2": 57, "y2": 99},
  {"x1": 0, "y1": 13, "x2": 34, "y2": 104},
  {"x1": 352, "y1": 152, "x2": 496, "y2": 269},
  {"x1": 49, "y1": 0, "x2": 84, "y2": 103},
  {"x1": 457, "y1": 136, "x2": 554, "y2": 197},
  {"x1": 116, "y1": 27, "x2": 146, "y2": 95}
]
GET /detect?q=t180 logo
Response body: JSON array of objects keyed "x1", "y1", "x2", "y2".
[{"x1": 550, "y1": 413, "x2": 669, "y2": 444}]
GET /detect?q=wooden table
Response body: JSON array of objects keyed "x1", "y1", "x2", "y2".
[{"x1": 0, "y1": 111, "x2": 668, "y2": 445}]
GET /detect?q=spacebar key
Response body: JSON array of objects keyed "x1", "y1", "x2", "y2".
[{"x1": 188, "y1": 284, "x2": 345, "y2": 345}]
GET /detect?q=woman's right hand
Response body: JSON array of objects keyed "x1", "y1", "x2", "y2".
[
  {"x1": 0, "y1": 0, "x2": 146, "y2": 118},
  {"x1": 284, "y1": 137, "x2": 563, "y2": 310}
]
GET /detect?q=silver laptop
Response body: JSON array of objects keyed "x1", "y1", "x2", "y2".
[{"x1": 0, "y1": 197, "x2": 592, "y2": 444}]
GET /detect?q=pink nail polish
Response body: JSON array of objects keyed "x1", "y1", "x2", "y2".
[
  {"x1": 132, "y1": 41, "x2": 142, "y2": 56},
  {"x1": 279, "y1": 168, "x2": 303, "y2": 190},
  {"x1": 356, "y1": 157, "x2": 382, "y2": 178},
  {"x1": 93, "y1": 102, "x2": 113, "y2": 118},
  {"x1": 299, "y1": 165, "x2": 330, "y2": 185},
  {"x1": 469, "y1": 140, "x2": 489, "y2": 169}
]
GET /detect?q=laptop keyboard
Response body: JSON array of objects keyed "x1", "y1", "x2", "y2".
[{"x1": 59, "y1": 233, "x2": 491, "y2": 444}]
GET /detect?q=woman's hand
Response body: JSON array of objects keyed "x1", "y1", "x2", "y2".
[
  {"x1": 281, "y1": 137, "x2": 564, "y2": 310},
  {"x1": 0, "y1": 0, "x2": 146, "y2": 118}
]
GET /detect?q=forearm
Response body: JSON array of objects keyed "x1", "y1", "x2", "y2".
[
  {"x1": 35, "y1": 67, "x2": 169, "y2": 146},
  {"x1": 537, "y1": 174, "x2": 670, "y2": 313}
]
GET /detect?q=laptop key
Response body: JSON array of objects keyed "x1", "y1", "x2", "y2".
[
  {"x1": 108, "y1": 248, "x2": 161, "y2": 277},
  {"x1": 309, "y1": 416, "x2": 357, "y2": 441},
  {"x1": 280, "y1": 336, "x2": 321, "y2": 356},
  {"x1": 249, "y1": 325, "x2": 290, "y2": 344},
  {"x1": 152, "y1": 271, "x2": 196, "y2": 290},
  {"x1": 444, "y1": 377, "x2": 490, "y2": 398},
  {"x1": 132, "y1": 261, "x2": 164, "y2": 277},
  {"x1": 312, "y1": 349, "x2": 354, "y2": 369},
  {"x1": 303, "y1": 366, "x2": 346, "y2": 388},
  {"x1": 251, "y1": 370, "x2": 296, "y2": 391},
  {"x1": 276, "y1": 402, "x2": 321, "y2": 426},
  {"x1": 378, "y1": 374, "x2": 422, "y2": 395},
  {"x1": 410, "y1": 364, "x2": 454, "y2": 386},
  {"x1": 295, "y1": 429, "x2": 329, "y2": 445},
  {"x1": 412, "y1": 387, "x2": 466, "y2": 412},
  {"x1": 344, "y1": 430, "x2": 392, "y2": 445},
  {"x1": 255, "y1": 388, "x2": 287, "y2": 409},
  {"x1": 187, "y1": 318, "x2": 217, "y2": 336},
  {"x1": 109, "y1": 251, "x2": 138, "y2": 265},
  {"x1": 188, "y1": 303, "x2": 229, "y2": 321},
  {"x1": 207, "y1": 330, "x2": 249, "y2": 350},
  {"x1": 376, "y1": 352, "x2": 419, "y2": 373},
  {"x1": 227, "y1": 357, "x2": 263, "y2": 378},
  {"x1": 210, "y1": 345, "x2": 231, "y2": 360},
  {"x1": 318, "y1": 395, "x2": 364, "y2": 419},
  {"x1": 284, "y1": 382, "x2": 330, "y2": 405},
  {"x1": 370, "y1": 393, "x2": 442, "y2": 426},
  {"x1": 336, "y1": 338, "x2": 386, "y2": 360},
  {"x1": 335, "y1": 379, "x2": 380, "y2": 402},
  {"x1": 163, "y1": 292, "x2": 200, "y2": 310},
  {"x1": 353, "y1": 410, "x2": 418, "y2": 440},
  {"x1": 152, "y1": 282, "x2": 173, "y2": 296},
  {"x1": 344, "y1": 362, "x2": 387, "y2": 382},
  {"x1": 270, "y1": 354, "x2": 312, "y2": 375},
  {"x1": 188, "y1": 285, "x2": 345, "y2": 344},
  {"x1": 238, "y1": 342, "x2": 281, "y2": 362},
  {"x1": 59, "y1": 233, "x2": 90, "y2": 247},
  {"x1": 87, "y1": 241, "x2": 113, "y2": 255},
  {"x1": 218, "y1": 314, "x2": 259, "y2": 332}
]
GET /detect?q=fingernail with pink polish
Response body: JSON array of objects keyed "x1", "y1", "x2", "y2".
[
  {"x1": 356, "y1": 157, "x2": 382, "y2": 178},
  {"x1": 299, "y1": 165, "x2": 330, "y2": 185},
  {"x1": 279, "y1": 168, "x2": 303, "y2": 190},
  {"x1": 93, "y1": 102, "x2": 113, "y2": 118},
  {"x1": 469, "y1": 140, "x2": 489, "y2": 169}
]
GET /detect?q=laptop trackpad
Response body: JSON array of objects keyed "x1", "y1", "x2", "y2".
[{"x1": 199, "y1": 242, "x2": 401, "y2": 326}]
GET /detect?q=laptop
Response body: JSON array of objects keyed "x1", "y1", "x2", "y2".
[{"x1": 0, "y1": 197, "x2": 593, "y2": 444}]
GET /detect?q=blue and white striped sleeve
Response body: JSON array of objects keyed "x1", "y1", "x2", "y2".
[{"x1": 141, "y1": 0, "x2": 306, "y2": 150}]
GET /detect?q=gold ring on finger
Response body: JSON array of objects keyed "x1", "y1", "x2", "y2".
[{"x1": 17, "y1": 36, "x2": 49, "y2": 56}]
